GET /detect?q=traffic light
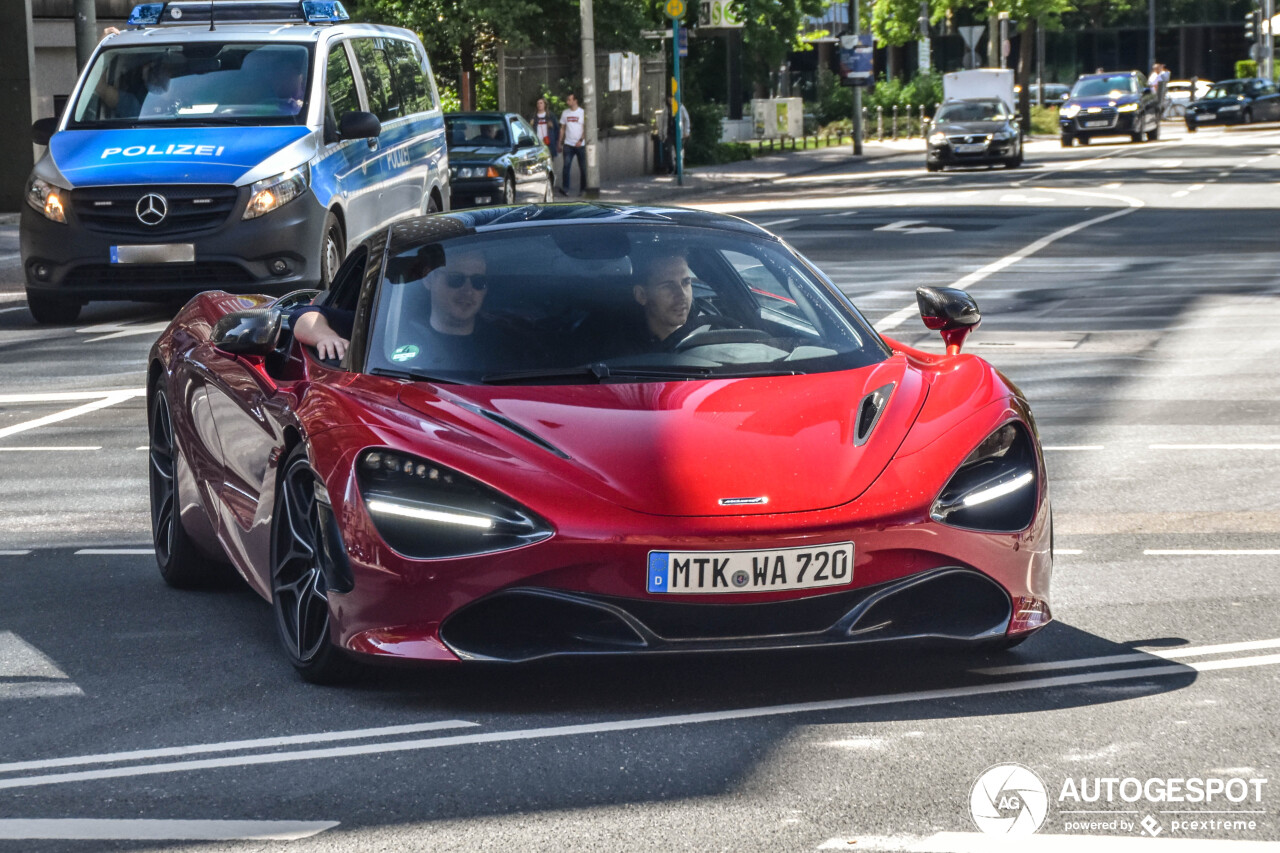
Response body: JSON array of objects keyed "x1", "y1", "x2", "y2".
[{"x1": 1246, "y1": 9, "x2": 1258, "y2": 40}]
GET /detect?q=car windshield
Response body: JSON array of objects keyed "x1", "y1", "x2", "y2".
[
  {"x1": 935, "y1": 102, "x2": 1008, "y2": 122},
  {"x1": 446, "y1": 116, "x2": 510, "y2": 147},
  {"x1": 70, "y1": 43, "x2": 311, "y2": 127},
  {"x1": 366, "y1": 223, "x2": 887, "y2": 384},
  {"x1": 1205, "y1": 82, "x2": 1247, "y2": 98},
  {"x1": 1071, "y1": 75, "x2": 1140, "y2": 98}
]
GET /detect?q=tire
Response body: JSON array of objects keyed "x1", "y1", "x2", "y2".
[
  {"x1": 26, "y1": 291, "x2": 81, "y2": 325},
  {"x1": 543, "y1": 176, "x2": 555, "y2": 202},
  {"x1": 1147, "y1": 124, "x2": 1160, "y2": 141},
  {"x1": 426, "y1": 192, "x2": 441, "y2": 214},
  {"x1": 270, "y1": 444, "x2": 352, "y2": 683},
  {"x1": 1060, "y1": 135, "x2": 1073, "y2": 148},
  {"x1": 925, "y1": 160, "x2": 941, "y2": 172},
  {"x1": 1130, "y1": 131, "x2": 1143, "y2": 143},
  {"x1": 319, "y1": 212, "x2": 345, "y2": 290},
  {"x1": 149, "y1": 386, "x2": 223, "y2": 588},
  {"x1": 1186, "y1": 124, "x2": 1197, "y2": 133},
  {"x1": 1078, "y1": 136, "x2": 1090, "y2": 145},
  {"x1": 502, "y1": 174, "x2": 516, "y2": 205},
  {"x1": 1243, "y1": 109, "x2": 1254, "y2": 125}
]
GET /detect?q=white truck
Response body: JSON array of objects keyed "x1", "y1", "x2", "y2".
[{"x1": 942, "y1": 69, "x2": 1016, "y2": 110}]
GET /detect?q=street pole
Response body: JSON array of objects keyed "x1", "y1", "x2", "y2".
[
  {"x1": 1267, "y1": 0, "x2": 1276, "y2": 80},
  {"x1": 998, "y1": 12, "x2": 1008, "y2": 69},
  {"x1": 74, "y1": 0, "x2": 97, "y2": 72},
  {"x1": 1147, "y1": 0, "x2": 1155, "y2": 74},
  {"x1": 673, "y1": 16, "x2": 684, "y2": 186},
  {"x1": 851, "y1": 0, "x2": 863, "y2": 155},
  {"x1": 580, "y1": 0, "x2": 601, "y2": 198}
]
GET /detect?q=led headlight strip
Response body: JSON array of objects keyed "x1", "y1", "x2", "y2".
[{"x1": 931, "y1": 422, "x2": 1039, "y2": 532}]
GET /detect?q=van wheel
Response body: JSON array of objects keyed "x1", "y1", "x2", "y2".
[
  {"x1": 319, "y1": 212, "x2": 344, "y2": 289},
  {"x1": 26, "y1": 291, "x2": 81, "y2": 325},
  {"x1": 427, "y1": 193, "x2": 441, "y2": 214},
  {"x1": 503, "y1": 175, "x2": 516, "y2": 205}
]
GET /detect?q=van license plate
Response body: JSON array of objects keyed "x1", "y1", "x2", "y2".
[
  {"x1": 110, "y1": 245, "x2": 196, "y2": 264},
  {"x1": 646, "y1": 542, "x2": 854, "y2": 594}
]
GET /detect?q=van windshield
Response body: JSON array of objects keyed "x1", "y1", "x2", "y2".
[{"x1": 69, "y1": 43, "x2": 312, "y2": 128}]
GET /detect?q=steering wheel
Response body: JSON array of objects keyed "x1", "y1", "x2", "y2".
[{"x1": 673, "y1": 327, "x2": 773, "y2": 352}]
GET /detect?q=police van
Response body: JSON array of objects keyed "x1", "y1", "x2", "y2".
[{"x1": 21, "y1": 0, "x2": 449, "y2": 324}]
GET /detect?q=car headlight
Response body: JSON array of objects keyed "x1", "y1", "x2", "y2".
[
  {"x1": 453, "y1": 165, "x2": 502, "y2": 179},
  {"x1": 928, "y1": 131, "x2": 948, "y2": 144},
  {"x1": 242, "y1": 164, "x2": 310, "y2": 220},
  {"x1": 1061, "y1": 104, "x2": 1081, "y2": 118},
  {"x1": 991, "y1": 131, "x2": 1014, "y2": 141},
  {"x1": 356, "y1": 449, "x2": 552, "y2": 559},
  {"x1": 931, "y1": 422, "x2": 1038, "y2": 532},
  {"x1": 1116, "y1": 102, "x2": 1139, "y2": 112},
  {"x1": 26, "y1": 177, "x2": 68, "y2": 224}
]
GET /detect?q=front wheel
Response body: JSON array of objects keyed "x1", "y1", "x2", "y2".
[
  {"x1": 503, "y1": 175, "x2": 516, "y2": 205},
  {"x1": 1060, "y1": 134, "x2": 1073, "y2": 148},
  {"x1": 319, "y1": 212, "x2": 345, "y2": 289},
  {"x1": 925, "y1": 160, "x2": 941, "y2": 172},
  {"x1": 149, "y1": 386, "x2": 223, "y2": 588},
  {"x1": 1186, "y1": 123, "x2": 1197, "y2": 133},
  {"x1": 26, "y1": 291, "x2": 81, "y2": 325},
  {"x1": 1147, "y1": 124, "x2": 1160, "y2": 142},
  {"x1": 270, "y1": 445, "x2": 352, "y2": 683}
]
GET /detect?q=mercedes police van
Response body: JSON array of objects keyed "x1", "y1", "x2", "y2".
[{"x1": 21, "y1": 0, "x2": 449, "y2": 324}]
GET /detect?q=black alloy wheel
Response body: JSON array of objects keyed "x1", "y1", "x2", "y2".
[
  {"x1": 149, "y1": 386, "x2": 221, "y2": 587},
  {"x1": 270, "y1": 445, "x2": 351, "y2": 683}
]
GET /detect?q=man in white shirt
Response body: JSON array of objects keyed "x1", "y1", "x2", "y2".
[{"x1": 558, "y1": 92, "x2": 587, "y2": 195}]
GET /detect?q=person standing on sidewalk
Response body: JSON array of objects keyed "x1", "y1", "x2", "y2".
[
  {"x1": 529, "y1": 97, "x2": 559, "y2": 153},
  {"x1": 558, "y1": 93, "x2": 586, "y2": 196}
]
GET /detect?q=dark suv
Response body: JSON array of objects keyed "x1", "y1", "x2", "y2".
[{"x1": 1059, "y1": 71, "x2": 1161, "y2": 146}]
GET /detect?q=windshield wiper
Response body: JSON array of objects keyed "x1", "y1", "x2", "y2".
[
  {"x1": 369, "y1": 367, "x2": 469, "y2": 385},
  {"x1": 482, "y1": 363, "x2": 717, "y2": 385}
]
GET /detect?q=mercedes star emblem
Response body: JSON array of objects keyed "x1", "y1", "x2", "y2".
[{"x1": 135, "y1": 193, "x2": 168, "y2": 226}]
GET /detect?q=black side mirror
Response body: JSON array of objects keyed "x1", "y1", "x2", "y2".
[
  {"x1": 31, "y1": 117, "x2": 58, "y2": 146},
  {"x1": 212, "y1": 309, "x2": 281, "y2": 356},
  {"x1": 338, "y1": 111, "x2": 381, "y2": 140},
  {"x1": 916, "y1": 286, "x2": 980, "y2": 354}
]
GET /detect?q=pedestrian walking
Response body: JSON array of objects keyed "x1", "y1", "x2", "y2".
[
  {"x1": 558, "y1": 92, "x2": 586, "y2": 195},
  {"x1": 664, "y1": 99, "x2": 691, "y2": 174},
  {"x1": 528, "y1": 96, "x2": 559, "y2": 153}
]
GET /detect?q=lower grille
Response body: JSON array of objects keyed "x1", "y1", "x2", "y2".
[{"x1": 63, "y1": 262, "x2": 254, "y2": 288}]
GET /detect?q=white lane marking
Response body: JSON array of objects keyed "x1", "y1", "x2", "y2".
[
  {"x1": 74, "y1": 548, "x2": 154, "y2": 555},
  {"x1": 0, "y1": 632, "x2": 73, "y2": 679},
  {"x1": 0, "y1": 390, "x2": 144, "y2": 404},
  {"x1": 1000, "y1": 194, "x2": 1053, "y2": 203},
  {"x1": 0, "y1": 446, "x2": 101, "y2": 452},
  {"x1": 1102, "y1": 182, "x2": 1123, "y2": 188},
  {"x1": 819, "y1": 832, "x2": 1280, "y2": 851},
  {"x1": 1145, "y1": 549, "x2": 1280, "y2": 556},
  {"x1": 1052, "y1": 549, "x2": 1083, "y2": 555},
  {"x1": 1009, "y1": 146, "x2": 1136, "y2": 187},
  {"x1": 3, "y1": 654, "x2": 1278, "y2": 791},
  {"x1": 1150, "y1": 444, "x2": 1280, "y2": 450},
  {"x1": 874, "y1": 220, "x2": 954, "y2": 234},
  {"x1": 0, "y1": 820, "x2": 338, "y2": 841},
  {"x1": 757, "y1": 217, "x2": 798, "y2": 228},
  {"x1": 1156, "y1": 159, "x2": 1183, "y2": 168},
  {"x1": 777, "y1": 167, "x2": 928, "y2": 185},
  {"x1": 0, "y1": 307, "x2": 27, "y2": 314},
  {"x1": 877, "y1": 187, "x2": 1144, "y2": 332},
  {"x1": 976, "y1": 637, "x2": 1280, "y2": 676},
  {"x1": 1189, "y1": 183, "x2": 1206, "y2": 191},
  {"x1": 0, "y1": 550, "x2": 32, "y2": 556},
  {"x1": 76, "y1": 321, "x2": 171, "y2": 344},
  {"x1": 1043, "y1": 445, "x2": 1104, "y2": 450},
  {"x1": 0, "y1": 684, "x2": 85, "y2": 701},
  {"x1": 0, "y1": 720, "x2": 478, "y2": 775},
  {"x1": 1172, "y1": 190, "x2": 1190, "y2": 197},
  {"x1": 0, "y1": 391, "x2": 144, "y2": 441}
]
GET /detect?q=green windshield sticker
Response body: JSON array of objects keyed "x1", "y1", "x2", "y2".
[{"x1": 391, "y1": 344, "x2": 420, "y2": 362}]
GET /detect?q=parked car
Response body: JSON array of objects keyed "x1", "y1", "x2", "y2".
[
  {"x1": 1059, "y1": 71, "x2": 1161, "y2": 146},
  {"x1": 1184, "y1": 78, "x2": 1280, "y2": 130},
  {"x1": 20, "y1": 0, "x2": 449, "y2": 325},
  {"x1": 926, "y1": 98, "x2": 1023, "y2": 171},
  {"x1": 1164, "y1": 79, "x2": 1213, "y2": 117},
  {"x1": 147, "y1": 204, "x2": 1053, "y2": 682},
  {"x1": 445, "y1": 112, "x2": 554, "y2": 207},
  {"x1": 1015, "y1": 82, "x2": 1070, "y2": 107}
]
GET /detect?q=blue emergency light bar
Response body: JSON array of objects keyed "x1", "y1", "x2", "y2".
[{"x1": 126, "y1": 0, "x2": 349, "y2": 27}]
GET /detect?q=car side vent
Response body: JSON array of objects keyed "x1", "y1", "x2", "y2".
[
  {"x1": 458, "y1": 403, "x2": 571, "y2": 460},
  {"x1": 854, "y1": 383, "x2": 895, "y2": 446}
]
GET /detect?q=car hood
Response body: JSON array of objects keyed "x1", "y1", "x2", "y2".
[
  {"x1": 48, "y1": 125, "x2": 312, "y2": 187},
  {"x1": 448, "y1": 147, "x2": 509, "y2": 163},
  {"x1": 397, "y1": 358, "x2": 928, "y2": 517},
  {"x1": 933, "y1": 120, "x2": 1009, "y2": 136},
  {"x1": 1065, "y1": 95, "x2": 1142, "y2": 110}
]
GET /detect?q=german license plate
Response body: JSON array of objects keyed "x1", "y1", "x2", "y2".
[
  {"x1": 1196, "y1": 112, "x2": 1213, "y2": 120},
  {"x1": 1083, "y1": 120, "x2": 1110, "y2": 128},
  {"x1": 474, "y1": 195, "x2": 492, "y2": 204},
  {"x1": 953, "y1": 143, "x2": 986, "y2": 153},
  {"x1": 110, "y1": 244, "x2": 195, "y2": 264},
  {"x1": 646, "y1": 542, "x2": 853, "y2": 594}
]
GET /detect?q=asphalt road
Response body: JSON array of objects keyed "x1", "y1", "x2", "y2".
[{"x1": 0, "y1": 123, "x2": 1277, "y2": 852}]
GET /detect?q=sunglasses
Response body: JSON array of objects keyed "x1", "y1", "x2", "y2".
[{"x1": 444, "y1": 273, "x2": 488, "y2": 291}]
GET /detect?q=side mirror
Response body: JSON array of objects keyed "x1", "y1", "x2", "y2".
[
  {"x1": 338, "y1": 111, "x2": 381, "y2": 140},
  {"x1": 916, "y1": 286, "x2": 980, "y2": 355},
  {"x1": 31, "y1": 117, "x2": 58, "y2": 146},
  {"x1": 212, "y1": 309, "x2": 281, "y2": 356}
]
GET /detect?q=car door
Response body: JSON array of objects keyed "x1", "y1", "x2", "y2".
[
  {"x1": 350, "y1": 37, "x2": 422, "y2": 228},
  {"x1": 1257, "y1": 81, "x2": 1280, "y2": 120}
]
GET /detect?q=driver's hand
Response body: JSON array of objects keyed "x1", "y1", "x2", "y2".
[{"x1": 314, "y1": 334, "x2": 348, "y2": 361}]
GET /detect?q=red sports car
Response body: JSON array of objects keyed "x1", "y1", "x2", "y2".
[{"x1": 147, "y1": 204, "x2": 1052, "y2": 682}]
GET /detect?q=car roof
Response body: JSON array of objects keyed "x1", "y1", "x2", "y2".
[
  {"x1": 386, "y1": 204, "x2": 775, "y2": 256},
  {"x1": 100, "y1": 20, "x2": 412, "y2": 45}
]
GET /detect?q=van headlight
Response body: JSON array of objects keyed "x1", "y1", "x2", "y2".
[
  {"x1": 357, "y1": 449, "x2": 552, "y2": 559},
  {"x1": 931, "y1": 422, "x2": 1039, "y2": 532},
  {"x1": 26, "y1": 177, "x2": 68, "y2": 224},
  {"x1": 243, "y1": 164, "x2": 310, "y2": 220}
]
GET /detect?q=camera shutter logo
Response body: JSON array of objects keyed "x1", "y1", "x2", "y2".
[
  {"x1": 136, "y1": 193, "x2": 168, "y2": 226},
  {"x1": 969, "y1": 764, "x2": 1049, "y2": 835}
]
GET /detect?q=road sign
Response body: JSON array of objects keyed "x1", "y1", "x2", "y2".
[
  {"x1": 678, "y1": 27, "x2": 688, "y2": 56},
  {"x1": 664, "y1": 0, "x2": 685, "y2": 20},
  {"x1": 957, "y1": 25, "x2": 984, "y2": 49},
  {"x1": 699, "y1": 0, "x2": 743, "y2": 27},
  {"x1": 839, "y1": 33, "x2": 874, "y2": 87}
]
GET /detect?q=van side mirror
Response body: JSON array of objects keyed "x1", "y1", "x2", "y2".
[
  {"x1": 916, "y1": 286, "x2": 980, "y2": 355},
  {"x1": 338, "y1": 111, "x2": 381, "y2": 140},
  {"x1": 212, "y1": 309, "x2": 281, "y2": 356},
  {"x1": 31, "y1": 117, "x2": 58, "y2": 146}
]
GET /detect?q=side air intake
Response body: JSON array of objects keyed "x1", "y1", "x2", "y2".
[{"x1": 854, "y1": 383, "x2": 895, "y2": 446}]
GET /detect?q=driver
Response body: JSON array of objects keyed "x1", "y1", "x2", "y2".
[{"x1": 630, "y1": 253, "x2": 695, "y2": 347}]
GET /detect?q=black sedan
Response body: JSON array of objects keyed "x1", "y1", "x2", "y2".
[
  {"x1": 446, "y1": 112, "x2": 555, "y2": 208},
  {"x1": 925, "y1": 98, "x2": 1023, "y2": 172},
  {"x1": 1185, "y1": 78, "x2": 1280, "y2": 130}
]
